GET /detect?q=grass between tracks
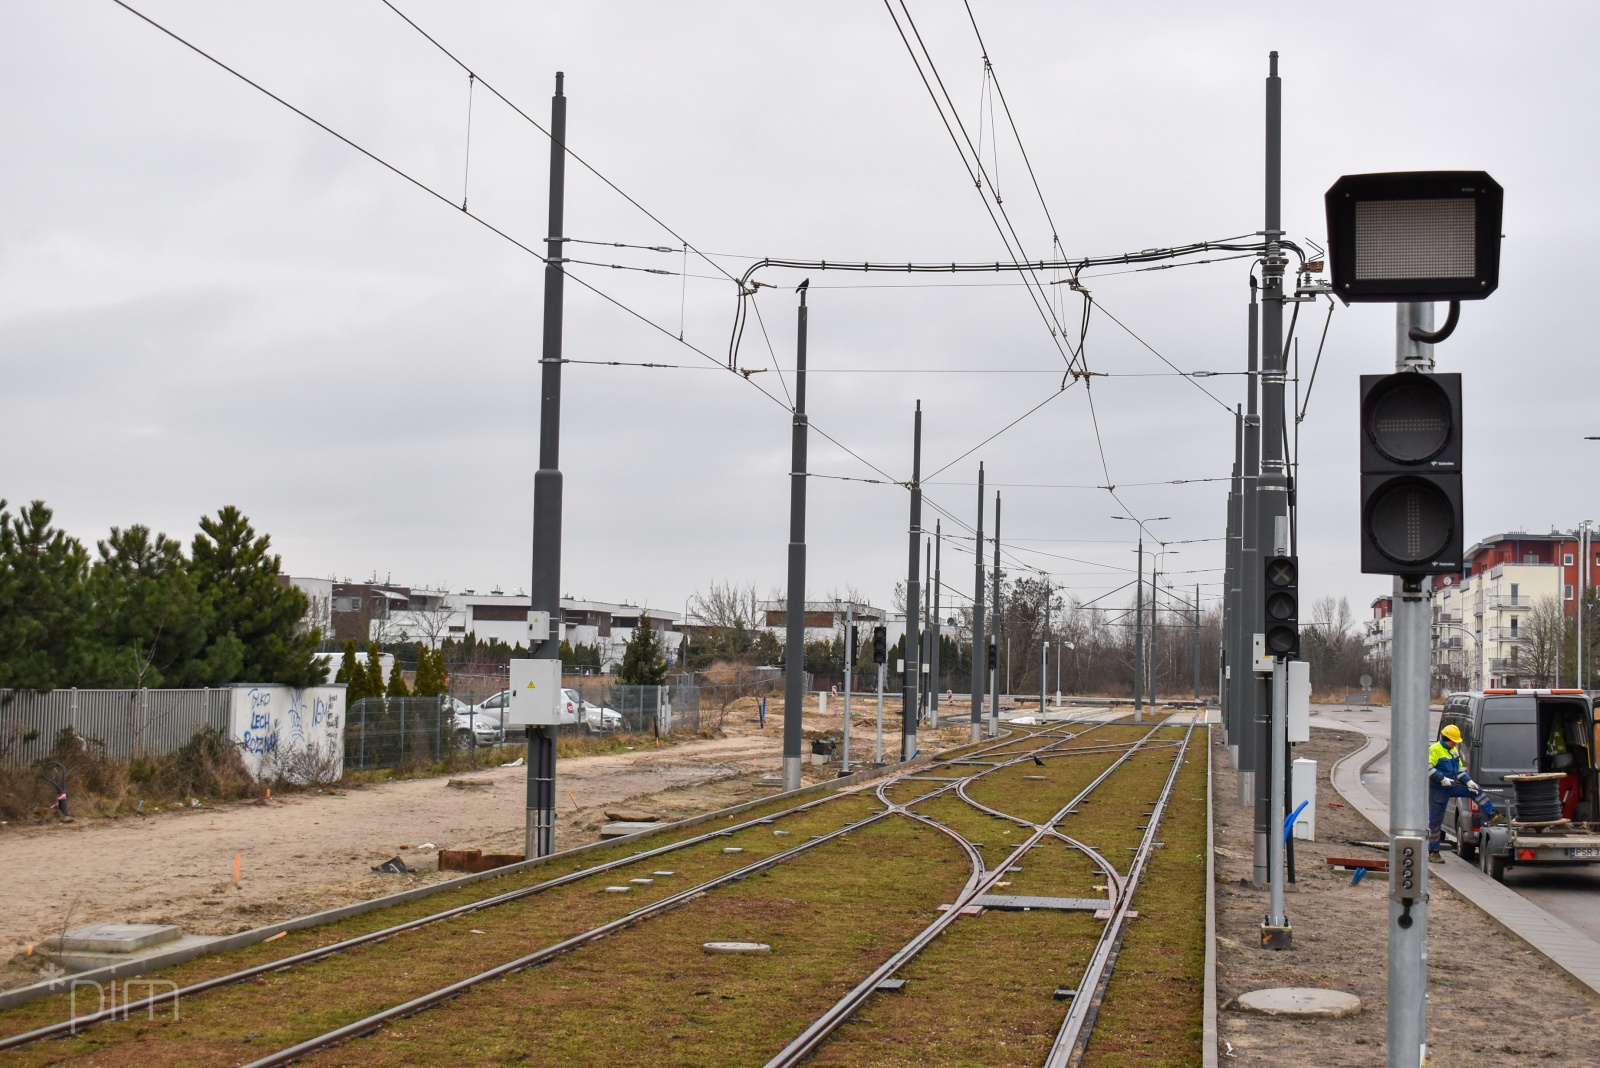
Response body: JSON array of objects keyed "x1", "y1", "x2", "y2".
[
  {"x1": 290, "y1": 815, "x2": 974, "y2": 1068},
  {"x1": 804, "y1": 727, "x2": 1190, "y2": 1068},
  {"x1": 0, "y1": 789, "x2": 884, "y2": 1062},
  {"x1": 1079, "y1": 731, "x2": 1207, "y2": 1068}
]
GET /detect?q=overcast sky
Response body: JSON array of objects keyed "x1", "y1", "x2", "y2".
[{"x1": 3, "y1": 1, "x2": 1596, "y2": 626}]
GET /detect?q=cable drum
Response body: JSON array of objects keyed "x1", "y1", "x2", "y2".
[{"x1": 1504, "y1": 773, "x2": 1564, "y2": 823}]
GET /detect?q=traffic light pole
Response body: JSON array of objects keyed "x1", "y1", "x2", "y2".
[
  {"x1": 782, "y1": 285, "x2": 809, "y2": 794},
  {"x1": 1389, "y1": 301, "x2": 1436, "y2": 1068},
  {"x1": 970, "y1": 464, "x2": 986, "y2": 741},
  {"x1": 527, "y1": 72, "x2": 567, "y2": 861},
  {"x1": 902, "y1": 403, "x2": 923, "y2": 762},
  {"x1": 1240, "y1": 292, "x2": 1261, "y2": 810}
]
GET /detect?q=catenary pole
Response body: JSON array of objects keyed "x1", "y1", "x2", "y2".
[
  {"x1": 1134, "y1": 537, "x2": 1144, "y2": 724},
  {"x1": 1151, "y1": 560, "x2": 1160, "y2": 709},
  {"x1": 930, "y1": 522, "x2": 942, "y2": 728},
  {"x1": 1194, "y1": 582, "x2": 1202, "y2": 701},
  {"x1": 841, "y1": 605, "x2": 853, "y2": 774},
  {"x1": 970, "y1": 464, "x2": 987, "y2": 740},
  {"x1": 1255, "y1": 50, "x2": 1290, "y2": 918},
  {"x1": 1241, "y1": 284, "x2": 1262, "y2": 812},
  {"x1": 902, "y1": 402, "x2": 923, "y2": 761},
  {"x1": 989, "y1": 491, "x2": 1003, "y2": 737},
  {"x1": 1389, "y1": 301, "x2": 1435, "y2": 1067},
  {"x1": 1041, "y1": 574, "x2": 1050, "y2": 717},
  {"x1": 781, "y1": 283, "x2": 810, "y2": 793},
  {"x1": 1225, "y1": 406, "x2": 1242, "y2": 764},
  {"x1": 923, "y1": 538, "x2": 932, "y2": 723},
  {"x1": 527, "y1": 72, "x2": 567, "y2": 860}
]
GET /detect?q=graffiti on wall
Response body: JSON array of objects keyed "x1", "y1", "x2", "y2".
[{"x1": 229, "y1": 686, "x2": 345, "y2": 782}]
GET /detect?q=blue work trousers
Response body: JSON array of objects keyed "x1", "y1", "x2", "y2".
[{"x1": 1428, "y1": 784, "x2": 1475, "y2": 851}]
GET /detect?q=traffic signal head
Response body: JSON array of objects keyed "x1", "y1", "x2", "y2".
[
  {"x1": 1325, "y1": 171, "x2": 1503, "y2": 303},
  {"x1": 987, "y1": 640, "x2": 998, "y2": 671},
  {"x1": 1359, "y1": 372, "x2": 1464, "y2": 576},
  {"x1": 1263, "y1": 555, "x2": 1299, "y2": 659},
  {"x1": 872, "y1": 625, "x2": 887, "y2": 665}
]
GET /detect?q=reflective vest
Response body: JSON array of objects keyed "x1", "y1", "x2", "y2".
[{"x1": 1428, "y1": 740, "x2": 1464, "y2": 787}]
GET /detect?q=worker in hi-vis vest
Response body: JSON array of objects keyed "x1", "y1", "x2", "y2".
[{"x1": 1428, "y1": 723, "x2": 1495, "y2": 857}]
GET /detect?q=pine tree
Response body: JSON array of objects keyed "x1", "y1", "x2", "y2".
[
  {"x1": 335, "y1": 639, "x2": 364, "y2": 699},
  {"x1": 618, "y1": 622, "x2": 669, "y2": 686},
  {"x1": 386, "y1": 660, "x2": 411, "y2": 698},
  {"x1": 559, "y1": 639, "x2": 577, "y2": 672},
  {"x1": 364, "y1": 644, "x2": 385, "y2": 700},
  {"x1": 0, "y1": 500, "x2": 95, "y2": 691},
  {"x1": 188, "y1": 506, "x2": 325, "y2": 687}
]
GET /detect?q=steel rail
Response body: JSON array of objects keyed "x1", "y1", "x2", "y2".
[
  {"x1": 1044, "y1": 721, "x2": 1198, "y2": 1067},
  {"x1": 235, "y1": 809, "x2": 899, "y2": 1068},
  {"x1": 950, "y1": 778, "x2": 1129, "y2": 909},
  {"x1": 761, "y1": 724, "x2": 1168, "y2": 1068},
  {"x1": 0, "y1": 782, "x2": 861, "y2": 1050}
]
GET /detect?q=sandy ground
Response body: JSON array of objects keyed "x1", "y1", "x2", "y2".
[
  {"x1": 1214, "y1": 727, "x2": 1600, "y2": 1066},
  {"x1": 0, "y1": 699, "x2": 982, "y2": 993}
]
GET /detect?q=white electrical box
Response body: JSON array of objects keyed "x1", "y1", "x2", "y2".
[
  {"x1": 1291, "y1": 758, "x2": 1317, "y2": 841},
  {"x1": 506, "y1": 658, "x2": 562, "y2": 725},
  {"x1": 1287, "y1": 660, "x2": 1311, "y2": 743},
  {"x1": 527, "y1": 611, "x2": 551, "y2": 642},
  {"x1": 1252, "y1": 633, "x2": 1272, "y2": 674}
]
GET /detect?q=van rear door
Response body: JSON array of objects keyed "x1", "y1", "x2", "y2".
[{"x1": 1475, "y1": 695, "x2": 1538, "y2": 787}]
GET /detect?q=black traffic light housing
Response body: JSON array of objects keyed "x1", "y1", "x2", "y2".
[
  {"x1": 1263, "y1": 555, "x2": 1300, "y2": 658},
  {"x1": 1325, "y1": 171, "x2": 1503, "y2": 303},
  {"x1": 987, "y1": 640, "x2": 998, "y2": 671},
  {"x1": 872, "y1": 625, "x2": 887, "y2": 665},
  {"x1": 1359, "y1": 372, "x2": 1464, "y2": 575}
]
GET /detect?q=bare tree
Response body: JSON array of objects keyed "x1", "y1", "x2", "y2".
[{"x1": 1521, "y1": 595, "x2": 1566, "y2": 686}]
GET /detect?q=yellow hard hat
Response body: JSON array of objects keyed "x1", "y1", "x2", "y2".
[{"x1": 1441, "y1": 724, "x2": 1462, "y2": 744}]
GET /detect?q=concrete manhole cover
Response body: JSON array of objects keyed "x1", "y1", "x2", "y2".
[{"x1": 1234, "y1": 987, "x2": 1360, "y2": 1018}]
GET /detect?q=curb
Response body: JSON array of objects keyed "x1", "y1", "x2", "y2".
[
  {"x1": 1203, "y1": 725, "x2": 1218, "y2": 1068},
  {"x1": 0, "y1": 749, "x2": 939, "y2": 1012},
  {"x1": 1324, "y1": 719, "x2": 1600, "y2": 1000}
]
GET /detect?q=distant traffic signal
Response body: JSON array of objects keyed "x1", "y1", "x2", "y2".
[
  {"x1": 1359, "y1": 372, "x2": 1464, "y2": 575},
  {"x1": 1263, "y1": 555, "x2": 1300, "y2": 658},
  {"x1": 987, "y1": 640, "x2": 999, "y2": 672},
  {"x1": 872, "y1": 625, "x2": 887, "y2": 665},
  {"x1": 847, "y1": 624, "x2": 859, "y2": 668}
]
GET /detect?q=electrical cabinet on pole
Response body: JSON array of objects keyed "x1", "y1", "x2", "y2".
[{"x1": 1324, "y1": 166, "x2": 1502, "y2": 1067}]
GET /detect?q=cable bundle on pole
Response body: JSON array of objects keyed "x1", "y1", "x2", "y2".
[{"x1": 1505, "y1": 772, "x2": 1565, "y2": 824}]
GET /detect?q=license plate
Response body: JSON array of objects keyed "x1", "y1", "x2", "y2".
[{"x1": 1571, "y1": 847, "x2": 1600, "y2": 859}]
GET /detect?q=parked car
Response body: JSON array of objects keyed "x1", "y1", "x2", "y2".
[
  {"x1": 457, "y1": 687, "x2": 620, "y2": 737},
  {"x1": 444, "y1": 696, "x2": 506, "y2": 749},
  {"x1": 565, "y1": 689, "x2": 622, "y2": 733}
]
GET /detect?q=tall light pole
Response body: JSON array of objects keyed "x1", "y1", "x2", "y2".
[
  {"x1": 930, "y1": 523, "x2": 942, "y2": 728},
  {"x1": 970, "y1": 463, "x2": 987, "y2": 741},
  {"x1": 902, "y1": 402, "x2": 923, "y2": 762}
]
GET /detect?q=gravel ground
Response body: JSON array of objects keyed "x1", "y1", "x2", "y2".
[{"x1": 1214, "y1": 726, "x2": 1600, "y2": 1066}]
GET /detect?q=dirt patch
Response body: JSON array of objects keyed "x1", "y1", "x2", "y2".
[
  {"x1": 1214, "y1": 726, "x2": 1600, "y2": 1066},
  {"x1": 0, "y1": 705, "x2": 978, "y2": 994}
]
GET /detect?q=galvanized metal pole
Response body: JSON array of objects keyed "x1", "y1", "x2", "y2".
[
  {"x1": 930, "y1": 522, "x2": 942, "y2": 728},
  {"x1": 989, "y1": 492, "x2": 1002, "y2": 736},
  {"x1": 1150, "y1": 562, "x2": 1160, "y2": 709},
  {"x1": 526, "y1": 71, "x2": 567, "y2": 860},
  {"x1": 922, "y1": 537, "x2": 933, "y2": 725},
  {"x1": 1267, "y1": 657, "x2": 1289, "y2": 932},
  {"x1": 875, "y1": 661, "x2": 885, "y2": 764},
  {"x1": 1134, "y1": 537, "x2": 1144, "y2": 724},
  {"x1": 782, "y1": 286, "x2": 810, "y2": 793},
  {"x1": 1389, "y1": 301, "x2": 1435, "y2": 1068},
  {"x1": 902, "y1": 402, "x2": 922, "y2": 761},
  {"x1": 970, "y1": 464, "x2": 987, "y2": 741}
]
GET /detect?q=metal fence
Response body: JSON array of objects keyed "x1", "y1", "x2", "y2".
[
  {"x1": 344, "y1": 696, "x2": 463, "y2": 772},
  {"x1": 0, "y1": 688, "x2": 233, "y2": 769}
]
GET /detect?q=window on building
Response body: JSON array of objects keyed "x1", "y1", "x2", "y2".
[
  {"x1": 1566, "y1": 584, "x2": 1576, "y2": 600},
  {"x1": 1524, "y1": 554, "x2": 1540, "y2": 564},
  {"x1": 1510, "y1": 583, "x2": 1519, "y2": 602},
  {"x1": 1510, "y1": 616, "x2": 1519, "y2": 634},
  {"x1": 1564, "y1": 553, "x2": 1575, "y2": 566}
]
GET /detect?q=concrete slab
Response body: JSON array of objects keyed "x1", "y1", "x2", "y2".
[
  {"x1": 973, "y1": 895, "x2": 1109, "y2": 911},
  {"x1": 599, "y1": 821, "x2": 661, "y2": 839},
  {"x1": 703, "y1": 941, "x2": 770, "y2": 955},
  {"x1": 43, "y1": 933, "x2": 217, "y2": 974},
  {"x1": 53, "y1": 923, "x2": 181, "y2": 954},
  {"x1": 1234, "y1": 987, "x2": 1360, "y2": 1018}
]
